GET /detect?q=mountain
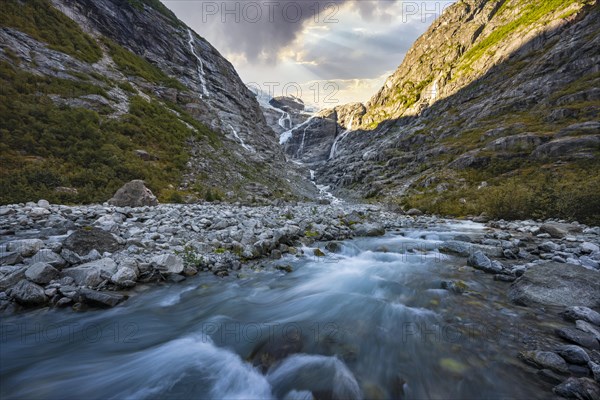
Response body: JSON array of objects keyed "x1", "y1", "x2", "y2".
[
  {"x1": 288, "y1": 0, "x2": 600, "y2": 224},
  {"x1": 0, "y1": 0, "x2": 315, "y2": 204}
]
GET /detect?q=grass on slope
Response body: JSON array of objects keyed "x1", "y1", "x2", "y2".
[
  {"x1": 0, "y1": 62, "x2": 219, "y2": 204},
  {"x1": 127, "y1": 0, "x2": 182, "y2": 26},
  {"x1": 0, "y1": 0, "x2": 102, "y2": 63}
]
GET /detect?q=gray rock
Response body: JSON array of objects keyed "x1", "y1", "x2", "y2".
[
  {"x1": 589, "y1": 361, "x2": 600, "y2": 383},
  {"x1": 519, "y1": 350, "x2": 569, "y2": 374},
  {"x1": 564, "y1": 307, "x2": 600, "y2": 326},
  {"x1": 556, "y1": 345, "x2": 591, "y2": 365},
  {"x1": 576, "y1": 320, "x2": 600, "y2": 341},
  {"x1": 556, "y1": 327, "x2": 600, "y2": 350},
  {"x1": 9, "y1": 280, "x2": 47, "y2": 306},
  {"x1": 0, "y1": 267, "x2": 26, "y2": 291},
  {"x1": 37, "y1": 199, "x2": 50, "y2": 209},
  {"x1": 25, "y1": 262, "x2": 60, "y2": 285},
  {"x1": 0, "y1": 251, "x2": 22, "y2": 266},
  {"x1": 439, "y1": 241, "x2": 471, "y2": 257},
  {"x1": 509, "y1": 263, "x2": 600, "y2": 308},
  {"x1": 79, "y1": 288, "x2": 125, "y2": 308},
  {"x1": 63, "y1": 228, "x2": 120, "y2": 256},
  {"x1": 111, "y1": 267, "x2": 138, "y2": 287},
  {"x1": 151, "y1": 254, "x2": 184, "y2": 274},
  {"x1": 63, "y1": 258, "x2": 117, "y2": 287},
  {"x1": 352, "y1": 223, "x2": 385, "y2": 237},
  {"x1": 406, "y1": 208, "x2": 423, "y2": 216},
  {"x1": 108, "y1": 180, "x2": 158, "y2": 207},
  {"x1": 467, "y1": 251, "x2": 503, "y2": 273},
  {"x1": 540, "y1": 241, "x2": 560, "y2": 252},
  {"x1": 553, "y1": 377, "x2": 600, "y2": 400},
  {"x1": 540, "y1": 223, "x2": 581, "y2": 239},
  {"x1": 6, "y1": 239, "x2": 44, "y2": 257},
  {"x1": 30, "y1": 249, "x2": 67, "y2": 268}
]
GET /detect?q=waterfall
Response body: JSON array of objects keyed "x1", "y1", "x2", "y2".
[
  {"x1": 329, "y1": 113, "x2": 356, "y2": 160},
  {"x1": 229, "y1": 124, "x2": 252, "y2": 152},
  {"x1": 187, "y1": 29, "x2": 209, "y2": 98}
]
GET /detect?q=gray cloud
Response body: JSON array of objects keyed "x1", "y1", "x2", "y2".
[{"x1": 164, "y1": 0, "x2": 405, "y2": 62}]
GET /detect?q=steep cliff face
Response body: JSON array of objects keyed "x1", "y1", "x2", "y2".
[
  {"x1": 307, "y1": 0, "x2": 600, "y2": 222},
  {"x1": 0, "y1": 0, "x2": 314, "y2": 204}
]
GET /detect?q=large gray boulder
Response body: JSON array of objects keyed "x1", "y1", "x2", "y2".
[
  {"x1": 6, "y1": 239, "x2": 44, "y2": 257},
  {"x1": 108, "y1": 180, "x2": 158, "y2": 207},
  {"x1": 151, "y1": 254, "x2": 184, "y2": 274},
  {"x1": 63, "y1": 228, "x2": 120, "y2": 256},
  {"x1": 25, "y1": 262, "x2": 60, "y2": 285},
  {"x1": 509, "y1": 262, "x2": 600, "y2": 307},
  {"x1": 9, "y1": 280, "x2": 47, "y2": 306},
  {"x1": 79, "y1": 288, "x2": 125, "y2": 308},
  {"x1": 63, "y1": 258, "x2": 118, "y2": 287}
]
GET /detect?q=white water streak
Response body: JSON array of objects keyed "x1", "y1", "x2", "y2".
[
  {"x1": 229, "y1": 124, "x2": 253, "y2": 152},
  {"x1": 187, "y1": 29, "x2": 209, "y2": 98}
]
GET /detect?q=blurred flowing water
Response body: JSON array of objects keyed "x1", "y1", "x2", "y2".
[{"x1": 1, "y1": 220, "x2": 561, "y2": 399}]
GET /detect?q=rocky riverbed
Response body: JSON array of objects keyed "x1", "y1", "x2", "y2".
[{"x1": 1, "y1": 199, "x2": 600, "y2": 397}]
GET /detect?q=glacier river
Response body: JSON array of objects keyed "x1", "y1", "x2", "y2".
[{"x1": 0, "y1": 220, "x2": 559, "y2": 399}]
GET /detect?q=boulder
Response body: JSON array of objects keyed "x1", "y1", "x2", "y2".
[
  {"x1": 519, "y1": 350, "x2": 569, "y2": 374},
  {"x1": 563, "y1": 307, "x2": 600, "y2": 326},
  {"x1": 111, "y1": 267, "x2": 138, "y2": 287},
  {"x1": 9, "y1": 280, "x2": 47, "y2": 306},
  {"x1": 467, "y1": 251, "x2": 503, "y2": 273},
  {"x1": 6, "y1": 239, "x2": 44, "y2": 257},
  {"x1": 556, "y1": 328, "x2": 600, "y2": 350},
  {"x1": 556, "y1": 345, "x2": 591, "y2": 365},
  {"x1": 0, "y1": 267, "x2": 26, "y2": 291},
  {"x1": 151, "y1": 254, "x2": 184, "y2": 274},
  {"x1": 0, "y1": 251, "x2": 22, "y2": 266},
  {"x1": 79, "y1": 288, "x2": 125, "y2": 308},
  {"x1": 108, "y1": 180, "x2": 158, "y2": 207},
  {"x1": 352, "y1": 223, "x2": 385, "y2": 237},
  {"x1": 25, "y1": 262, "x2": 60, "y2": 285},
  {"x1": 63, "y1": 228, "x2": 120, "y2": 256},
  {"x1": 30, "y1": 249, "x2": 67, "y2": 268},
  {"x1": 539, "y1": 222, "x2": 582, "y2": 239},
  {"x1": 553, "y1": 377, "x2": 600, "y2": 400},
  {"x1": 63, "y1": 258, "x2": 117, "y2": 287},
  {"x1": 406, "y1": 208, "x2": 423, "y2": 216},
  {"x1": 509, "y1": 262, "x2": 600, "y2": 308}
]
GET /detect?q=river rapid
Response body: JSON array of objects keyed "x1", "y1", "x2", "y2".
[{"x1": 1, "y1": 220, "x2": 563, "y2": 399}]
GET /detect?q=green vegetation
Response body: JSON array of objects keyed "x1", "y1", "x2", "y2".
[
  {"x1": 101, "y1": 38, "x2": 186, "y2": 91},
  {"x1": 0, "y1": 0, "x2": 102, "y2": 63},
  {"x1": 399, "y1": 159, "x2": 600, "y2": 225},
  {"x1": 176, "y1": 245, "x2": 204, "y2": 269},
  {"x1": 0, "y1": 62, "x2": 220, "y2": 205},
  {"x1": 459, "y1": 0, "x2": 588, "y2": 73}
]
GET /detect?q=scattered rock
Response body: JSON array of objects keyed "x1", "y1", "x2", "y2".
[
  {"x1": 519, "y1": 350, "x2": 569, "y2": 374},
  {"x1": 467, "y1": 251, "x2": 503, "y2": 273},
  {"x1": 556, "y1": 327, "x2": 600, "y2": 350},
  {"x1": 108, "y1": 180, "x2": 158, "y2": 207},
  {"x1": 553, "y1": 377, "x2": 600, "y2": 400},
  {"x1": 9, "y1": 280, "x2": 47, "y2": 306},
  {"x1": 63, "y1": 228, "x2": 120, "y2": 256},
  {"x1": 24, "y1": 263, "x2": 60, "y2": 285},
  {"x1": 63, "y1": 258, "x2": 117, "y2": 287},
  {"x1": 407, "y1": 208, "x2": 423, "y2": 216},
  {"x1": 556, "y1": 345, "x2": 591, "y2": 365},
  {"x1": 30, "y1": 249, "x2": 67, "y2": 268},
  {"x1": 564, "y1": 307, "x2": 600, "y2": 326},
  {"x1": 6, "y1": 239, "x2": 44, "y2": 257},
  {"x1": 352, "y1": 223, "x2": 385, "y2": 237},
  {"x1": 79, "y1": 288, "x2": 125, "y2": 308},
  {"x1": 151, "y1": 254, "x2": 184, "y2": 274}
]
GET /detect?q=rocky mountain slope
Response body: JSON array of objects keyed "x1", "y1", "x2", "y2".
[
  {"x1": 286, "y1": 0, "x2": 600, "y2": 224},
  {"x1": 0, "y1": 0, "x2": 315, "y2": 204}
]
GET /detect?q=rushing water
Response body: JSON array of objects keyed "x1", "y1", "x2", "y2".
[{"x1": 1, "y1": 221, "x2": 562, "y2": 399}]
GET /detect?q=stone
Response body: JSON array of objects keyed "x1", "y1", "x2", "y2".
[
  {"x1": 467, "y1": 251, "x2": 502, "y2": 273},
  {"x1": 519, "y1": 350, "x2": 569, "y2": 374},
  {"x1": 540, "y1": 241, "x2": 560, "y2": 252},
  {"x1": 406, "y1": 208, "x2": 423, "y2": 216},
  {"x1": 509, "y1": 263, "x2": 600, "y2": 308},
  {"x1": 63, "y1": 258, "x2": 117, "y2": 287},
  {"x1": 0, "y1": 251, "x2": 22, "y2": 266},
  {"x1": 30, "y1": 249, "x2": 67, "y2": 268},
  {"x1": 556, "y1": 327, "x2": 600, "y2": 350},
  {"x1": 540, "y1": 222, "x2": 580, "y2": 239},
  {"x1": 325, "y1": 241, "x2": 342, "y2": 253},
  {"x1": 576, "y1": 320, "x2": 600, "y2": 341},
  {"x1": 0, "y1": 267, "x2": 26, "y2": 291},
  {"x1": 556, "y1": 345, "x2": 591, "y2": 365},
  {"x1": 553, "y1": 377, "x2": 600, "y2": 400},
  {"x1": 108, "y1": 180, "x2": 158, "y2": 207},
  {"x1": 352, "y1": 223, "x2": 385, "y2": 237},
  {"x1": 6, "y1": 239, "x2": 44, "y2": 257},
  {"x1": 9, "y1": 280, "x2": 47, "y2": 306},
  {"x1": 537, "y1": 369, "x2": 565, "y2": 384},
  {"x1": 37, "y1": 199, "x2": 50, "y2": 209},
  {"x1": 110, "y1": 267, "x2": 138, "y2": 287},
  {"x1": 439, "y1": 241, "x2": 471, "y2": 257},
  {"x1": 564, "y1": 307, "x2": 600, "y2": 326},
  {"x1": 63, "y1": 228, "x2": 120, "y2": 256},
  {"x1": 151, "y1": 254, "x2": 184, "y2": 274},
  {"x1": 589, "y1": 361, "x2": 600, "y2": 383},
  {"x1": 581, "y1": 242, "x2": 600, "y2": 254},
  {"x1": 25, "y1": 262, "x2": 60, "y2": 285},
  {"x1": 79, "y1": 288, "x2": 125, "y2": 308}
]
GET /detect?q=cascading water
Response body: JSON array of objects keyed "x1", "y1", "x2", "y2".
[
  {"x1": 0, "y1": 221, "x2": 558, "y2": 399},
  {"x1": 228, "y1": 124, "x2": 252, "y2": 152},
  {"x1": 187, "y1": 29, "x2": 209, "y2": 98},
  {"x1": 329, "y1": 112, "x2": 357, "y2": 160}
]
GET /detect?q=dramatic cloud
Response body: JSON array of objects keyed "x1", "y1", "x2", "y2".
[{"x1": 162, "y1": 0, "x2": 455, "y2": 106}]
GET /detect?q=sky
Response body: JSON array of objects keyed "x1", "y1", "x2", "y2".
[{"x1": 161, "y1": 1, "x2": 456, "y2": 108}]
